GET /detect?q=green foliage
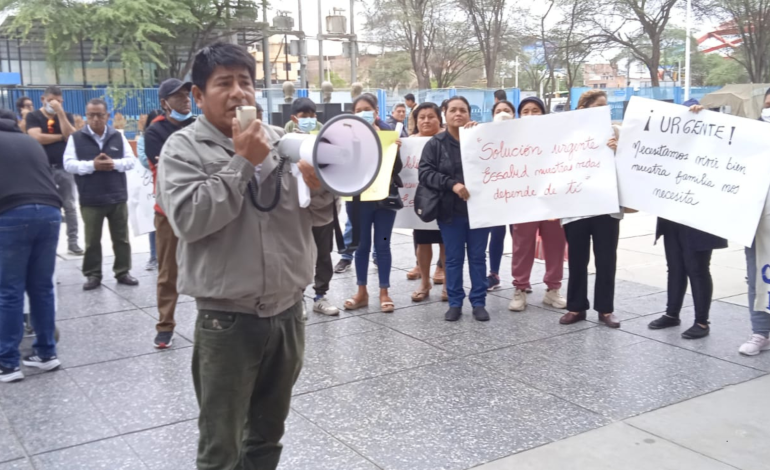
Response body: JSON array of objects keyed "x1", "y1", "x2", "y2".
[
  {"x1": 327, "y1": 71, "x2": 347, "y2": 88},
  {"x1": 704, "y1": 54, "x2": 750, "y2": 86},
  {"x1": 368, "y1": 52, "x2": 414, "y2": 90}
]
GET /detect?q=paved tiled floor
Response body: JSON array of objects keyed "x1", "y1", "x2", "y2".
[{"x1": 3, "y1": 222, "x2": 768, "y2": 469}]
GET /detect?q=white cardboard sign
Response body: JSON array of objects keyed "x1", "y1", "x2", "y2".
[
  {"x1": 394, "y1": 137, "x2": 439, "y2": 230},
  {"x1": 126, "y1": 163, "x2": 157, "y2": 236},
  {"x1": 616, "y1": 97, "x2": 770, "y2": 246},
  {"x1": 460, "y1": 106, "x2": 620, "y2": 228}
]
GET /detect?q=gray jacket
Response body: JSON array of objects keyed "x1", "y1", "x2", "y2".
[{"x1": 157, "y1": 115, "x2": 333, "y2": 317}]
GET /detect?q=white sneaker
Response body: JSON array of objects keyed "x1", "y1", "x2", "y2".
[
  {"x1": 739, "y1": 334, "x2": 770, "y2": 356},
  {"x1": 508, "y1": 289, "x2": 528, "y2": 311},
  {"x1": 313, "y1": 298, "x2": 340, "y2": 316},
  {"x1": 543, "y1": 289, "x2": 567, "y2": 309}
]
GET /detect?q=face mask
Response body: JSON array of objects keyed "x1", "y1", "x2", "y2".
[
  {"x1": 44, "y1": 102, "x2": 55, "y2": 114},
  {"x1": 170, "y1": 109, "x2": 193, "y2": 121},
  {"x1": 298, "y1": 117, "x2": 317, "y2": 132},
  {"x1": 494, "y1": 112, "x2": 513, "y2": 122},
  {"x1": 762, "y1": 108, "x2": 770, "y2": 122},
  {"x1": 356, "y1": 111, "x2": 375, "y2": 125}
]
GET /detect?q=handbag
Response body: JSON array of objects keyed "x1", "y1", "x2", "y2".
[
  {"x1": 413, "y1": 184, "x2": 441, "y2": 222},
  {"x1": 377, "y1": 193, "x2": 405, "y2": 211}
]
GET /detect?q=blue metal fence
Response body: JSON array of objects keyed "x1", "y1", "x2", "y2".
[{"x1": 569, "y1": 86, "x2": 721, "y2": 120}]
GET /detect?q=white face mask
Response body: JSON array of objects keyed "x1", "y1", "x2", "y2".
[
  {"x1": 761, "y1": 108, "x2": 770, "y2": 122},
  {"x1": 494, "y1": 112, "x2": 513, "y2": 122}
]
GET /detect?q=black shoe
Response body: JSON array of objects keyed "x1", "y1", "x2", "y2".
[
  {"x1": 472, "y1": 306, "x2": 490, "y2": 322},
  {"x1": 0, "y1": 364, "x2": 24, "y2": 383},
  {"x1": 334, "y1": 259, "x2": 352, "y2": 274},
  {"x1": 116, "y1": 274, "x2": 139, "y2": 286},
  {"x1": 67, "y1": 243, "x2": 84, "y2": 255},
  {"x1": 648, "y1": 315, "x2": 681, "y2": 330},
  {"x1": 445, "y1": 307, "x2": 462, "y2": 322},
  {"x1": 83, "y1": 277, "x2": 101, "y2": 291},
  {"x1": 682, "y1": 323, "x2": 710, "y2": 339},
  {"x1": 154, "y1": 331, "x2": 174, "y2": 349},
  {"x1": 22, "y1": 354, "x2": 61, "y2": 371}
]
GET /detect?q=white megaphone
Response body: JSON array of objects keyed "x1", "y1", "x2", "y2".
[{"x1": 277, "y1": 114, "x2": 383, "y2": 197}]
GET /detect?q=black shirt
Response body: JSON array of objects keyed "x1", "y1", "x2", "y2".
[
  {"x1": 0, "y1": 118, "x2": 62, "y2": 215},
  {"x1": 144, "y1": 116, "x2": 195, "y2": 167},
  {"x1": 25, "y1": 110, "x2": 75, "y2": 167}
]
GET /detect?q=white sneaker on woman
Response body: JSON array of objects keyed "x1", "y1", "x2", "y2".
[
  {"x1": 543, "y1": 289, "x2": 567, "y2": 309},
  {"x1": 739, "y1": 334, "x2": 770, "y2": 356},
  {"x1": 508, "y1": 289, "x2": 528, "y2": 311}
]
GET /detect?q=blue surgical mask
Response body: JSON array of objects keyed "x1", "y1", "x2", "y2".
[
  {"x1": 356, "y1": 111, "x2": 375, "y2": 125},
  {"x1": 170, "y1": 109, "x2": 193, "y2": 121},
  {"x1": 298, "y1": 117, "x2": 317, "y2": 133},
  {"x1": 44, "y1": 102, "x2": 55, "y2": 114}
]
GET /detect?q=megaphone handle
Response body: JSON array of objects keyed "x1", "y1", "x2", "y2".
[{"x1": 332, "y1": 203, "x2": 346, "y2": 253}]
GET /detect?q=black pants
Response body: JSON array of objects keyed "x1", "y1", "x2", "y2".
[
  {"x1": 662, "y1": 222, "x2": 714, "y2": 324},
  {"x1": 312, "y1": 222, "x2": 335, "y2": 298},
  {"x1": 564, "y1": 215, "x2": 620, "y2": 313}
]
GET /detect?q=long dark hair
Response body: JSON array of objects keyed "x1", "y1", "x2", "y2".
[
  {"x1": 492, "y1": 100, "x2": 516, "y2": 116},
  {"x1": 144, "y1": 109, "x2": 163, "y2": 132},
  {"x1": 445, "y1": 96, "x2": 470, "y2": 112},
  {"x1": 411, "y1": 102, "x2": 442, "y2": 135}
]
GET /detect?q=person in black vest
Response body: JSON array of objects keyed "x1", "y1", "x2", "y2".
[
  {"x1": 0, "y1": 108, "x2": 63, "y2": 382},
  {"x1": 63, "y1": 98, "x2": 139, "y2": 291}
]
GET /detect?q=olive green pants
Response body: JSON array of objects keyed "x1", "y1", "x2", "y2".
[
  {"x1": 192, "y1": 301, "x2": 305, "y2": 470},
  {"x1": 81, "y1": 203, "x2": 131, "y2": 280}
]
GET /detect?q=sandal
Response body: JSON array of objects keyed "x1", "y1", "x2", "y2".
[
  {"x1": 406, "y1": 266, "x2": 421, "y2": 281},
  {"x1": 441, "y1": 287, "x2": 448, "y2": 302},
  {"x1": 433, "y1": 267, "x2": 445, "y2": 285},
  {"x1": 411, "y1": 285, "x2": 432, "y2": 302},
  {"x1": 380, "y1": 297, "x2": 395, "y2": 313},
  {"x1": 343, "y1": 295, "x2": 369, "y2": 311}
]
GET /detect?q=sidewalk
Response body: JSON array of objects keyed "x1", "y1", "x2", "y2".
[{"x1": 1, "y1": 212, "x2": 766, "y2": 470}]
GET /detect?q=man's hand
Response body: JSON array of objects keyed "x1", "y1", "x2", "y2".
[
  {"x1": 94, "y1": 153, "x2": 114, "y2": 172},
  {"x1": 689, "y1": 104, "x2": 704, "y2": 114},
  {"x1": 453, "y1": 183, "x2": 470, "y2": 201},
  {"x1": 49, "y1": 100, "x2": 64, "y2": 115},
  {"x1": 297, "y1": 160, "x2": 322, "y2": 191},
  {"x1": 232, "y1": 118, "x2": 271, "y2": 166}
]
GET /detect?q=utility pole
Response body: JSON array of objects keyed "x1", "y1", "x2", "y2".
[
  {"x1": 261, "y1": 1, "x2": 273, "y2": 121},
  {"x1": 318, "y1": 0, "x2": 324, "y2": 88},
  {"x1": 515, "y1": 56, "x2": 519, "y2": 89},
  {"x1": 684, "y1": 0, "x2": 692, "y2": 101},
  {"x1": 350, "y1": 0, "x2": 357, "y2": 83},
  {"x1": 298, "y1": 0, "x2": 307, "y2": 88}
]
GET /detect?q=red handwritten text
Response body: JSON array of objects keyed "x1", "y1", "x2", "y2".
[
  {"x1": 551, "y1": 137, "x2": 600, "y2": 160},
  {"x1": 404, "y1": 155, "x2": 420, "y2": 170},
  {"x1": 494, "y1": 186, "x2": 537, "y2": 203},
  {"x1": 482, "y1": 164, "x2": 529, "y2": 184},
  {"x1": 479, "y1": 142, "x2": 543, "y2": 161},
  {"x1": 575, "y1": 157, "x2": 601, "y2": 169},
  {"x1": 534, "y1": 162, "x2": 573, "y2": 175}
]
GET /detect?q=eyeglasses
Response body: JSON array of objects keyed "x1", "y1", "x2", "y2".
[{"x1": 86, "y1": 113, "x2": 107, "y2": 119}]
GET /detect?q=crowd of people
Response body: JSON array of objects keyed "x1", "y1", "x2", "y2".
[{"x1": 0, "y1": 41, "x2": 769, "y2": 470}]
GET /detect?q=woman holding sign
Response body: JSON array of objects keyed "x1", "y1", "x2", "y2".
[
  {"x1": 410, "y1": 103, "x2": 448, "y2": 303},
  {"x1": 419, "y1": 96, "x2": 492, "y2": 322},
  {"x1": 486, "y1": 100, "x2": 517, "y2": 291},
  {"x1": 344, "y1": 94, "x2": 402, "y2": 313},
  {"x1": 507, "y1": 97, "x2": 568, "y2": 313},
  {"x1": 560, "y1": 90, "x2": 623, "y2": 329}
]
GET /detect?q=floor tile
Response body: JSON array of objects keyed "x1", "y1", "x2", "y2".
[
  {"x1": 474, "y1": 422, "x2": 736, "y2": 470},
  {"x1": 326, "y1": 275, "x2": 444, "y2": 316},
  {"x1": 295, "y1": 327, "x2": 453, "y2": 395},
  {"x1": 55, "y1": 310, "x2": 190, "y2": 368},
  {"x1": 476, "y1": 330, "x2": 763, "y2": 420},
  {"x1": 68, "y1": 348, "x2": 197, "y2": 434},
  {"x1": 56, "y1": 284, "x2": 137, "y2": 320},
  {"x1": 106, "y1": 281, "x2": 194, "y2": 309},
  {"x1": 621, "y1": 300, "x2": 770, "y2": 372},
  {"x1": 0, "y1": 411, "x2": 24, "y2": 463},
  {"x1": 0, "y1": 372, "x2": 118, "y2": 454},
  {"x1": 0, "y1": 460, "x2": 33, "y2": 470},
  {"x1": 293, "y1": 359, "x2": 608, "y2": 470},
  {"x1": 31, "y1": 437, "x2": 147, "y2": 470},
  {"x1": 305, "y1": 317, "x2": 385, "y2": 344},
  {"x1": 614, "y1": 291, "x2": 693, "y2": 316},
  {"x1": 627, "y1": 375, "x2": 770, "y2": 470},
  {"x1": 717, "y1": 293, "x2": 749, "y2": 307},
  {"x1": 123, "y1": 419, "x2": 198, "y2": 470}
]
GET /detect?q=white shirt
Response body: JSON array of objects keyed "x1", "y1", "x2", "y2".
[{"x1": 63, "y1": 126, "x2": 136, "y2": 175}]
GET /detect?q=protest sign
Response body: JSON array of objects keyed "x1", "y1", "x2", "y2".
[
  {"x1": 126, "y1": 163, "x2": 156, "y2": 236},
  {"x1": 459, "y1": 106, "x2": 620, "y2": 229},
  {"x1": 343, "y1": 131, "x2": 399, "y2": 202},
  {"x1": 394, "y1": 137, "x2": 439, "y2": 230},
  {"x1": 616, "y1": 97, "x2": 770, "y2": 246},
  {"x1": 754, "y1": 190, "x2": 770, "y2": 313}
]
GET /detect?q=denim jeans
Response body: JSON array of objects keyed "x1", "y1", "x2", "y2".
[
  {"x1": 488, "y1": 225, "x2": 507, "y2": 275},
  {"x1": 346, "y1": 202, "x2": 395, "y2": 288},
  {"x1": 745, "y1": 242, "x2": 770, "y2": 337},
  {"x1": 439, "y1": 216, "x2": 491, "y2": 308},
  {"x1": 0, "y1": 204, "x2": 61, "y2": 368},
  {"x1": 342, "y1": 214, "x2": 377, "y2": 263},
  {"x1": 148, "y1": 231, "x2": 157, "y2": 262}
]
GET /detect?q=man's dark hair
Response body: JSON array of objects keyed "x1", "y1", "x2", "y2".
[
  {"x1": 411, "y1": 102, "x2": 442, "y2": 135},
  {"x1": 44, "y1": 86, "x2": 62, "y2": 97},
  {"x1": 192, "y1": 42, "x2": 256, "y2": 91},
  {"x1": 291, "y1": 97, "x2": 317, "y2": 115},
  {"x1": 353, "y1": 94, "x2": 377, "y2": 111},
  {"x1": 494, "y1": 89, "x2": 507, "y2": 101},
  {"x1": 393, "y1": 103, "x2": 406, "y2": 111},
  {"x1": 87, "y1": 98, "x2": 108, "y2": 110},
  {"x1": 446, "y1": 96, "x2": 470, "y2": 112},
  {"x1": 404, "y1": 93, "x2": 415, "y2": 102},
  {"x1": 15, "y1": 96, "x2": 31, "y2": 113},
  {"x1": 0, "y1": 108, "x2": 17, "y2": 121},
  {"x1": 144, "y1": 109, "x2": 163, "y2": 130}
]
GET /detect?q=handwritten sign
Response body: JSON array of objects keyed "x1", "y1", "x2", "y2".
[
  {"x1": 126, "y1": 163, "x2": 156, "y2": 235},
  {"x1": 460, "y1": 106, "x2": 620, "y2": 229},
  {"x1": 754, "y1": 190, "x2": 770, "y2": 313},
  {"x1": 616, "y1": 97, "x2": 770, "y2": 246},
  {"x1": 394, "y1": 137, "x2": 438, "y2": 230},
  {"x1": 343, "y1": 131, "x2": 399, "y2": 202}
]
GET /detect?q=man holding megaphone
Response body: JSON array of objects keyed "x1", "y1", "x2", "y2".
[{"x1": 156, "y1": 43, "x2": 334, "y2": 470}]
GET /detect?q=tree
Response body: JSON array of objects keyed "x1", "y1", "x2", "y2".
[
  {"x1": 456, "y1": 0, "x2": 508, "y2": 87},
  {"x1": 429, "y1": 19, "x2": 482, "y2": 88},
  {"x1": 707, "y1": 0, "x2": 770, "y2": 82},
  {"x1": 590, "y1": 0, "x2": 680, "y2": 87},
  {"x1": 704, "y1": 54, "x2": 751, "y2": 85},
  {"x1": 368, "y1": 52, "x2": 415, "y2": 89},
  {"x1": 364, "y1": 0, "x2": 443, "y2": 89}
]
